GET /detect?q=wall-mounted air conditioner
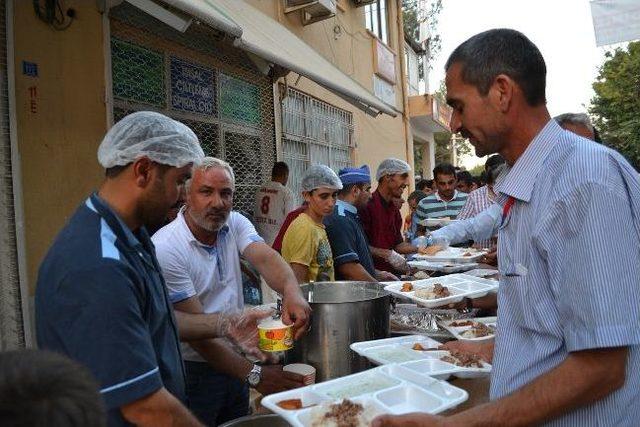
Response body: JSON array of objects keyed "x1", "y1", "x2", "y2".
[
  {"x1": 352, "y1": 0, "x2": 377, "y2": 7},
  {"x1": 302, "y1": 0, "x2": 336, "y2": 25},
  {"x1": 284, "y1": 0, "x2": 318, "y2": 14}
]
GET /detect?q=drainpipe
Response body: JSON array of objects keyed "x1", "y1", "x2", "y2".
[{"x1": 395, "y1": 1, "x2": 414, "y2": 191}]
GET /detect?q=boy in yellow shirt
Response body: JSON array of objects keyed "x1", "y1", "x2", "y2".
[{"x1": 282, "y1": 165, "x2": 342, "y2": 283}]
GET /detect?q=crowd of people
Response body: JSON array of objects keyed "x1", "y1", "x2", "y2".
[{"x1": 2, "y1": 28, "x2": 638, "y2": 427}]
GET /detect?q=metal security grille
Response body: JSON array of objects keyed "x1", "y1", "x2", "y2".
[
  {"x1": 109, "y1": 2, "x2": 276, "y2": 217},
  {"x1": 281, "y1": 86, "x2": 354, "y2": 204},
  {"x1": 0, "y1": 0, "x2": 27, "y2": 350}
]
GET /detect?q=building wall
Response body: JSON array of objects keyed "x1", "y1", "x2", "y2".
[
  {"x1": 13, "y1": 1, "x2": 106, "y2": 293},
  {"x1": 246, "y1": 0, "x2": 412, "y2": 185}
]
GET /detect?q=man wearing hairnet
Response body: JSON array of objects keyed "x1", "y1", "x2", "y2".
[
  {"x1": 36, "y1": 112, "x2": 271, "y2": 427},
  {"x1": 281, "y1": 165, "x2": 342, "y2": 283},
  {"x1": 359, "y1": 158, "x2": 416, "y2": 274}
]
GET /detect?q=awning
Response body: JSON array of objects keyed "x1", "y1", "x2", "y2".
[
  {"x1": 164, "y1": 0, "x2": 397, "y2": 117},
  {"x1": 590, "y1": 0, "x2": 640, "y2": 46}
]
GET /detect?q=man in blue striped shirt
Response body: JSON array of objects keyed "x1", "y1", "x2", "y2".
[
  {"x1": 374, "y1": 29, "x2": 640, "y2": 427},
  {"x1": 416, "y1": 163, "x2": 468, "y2": 221}
]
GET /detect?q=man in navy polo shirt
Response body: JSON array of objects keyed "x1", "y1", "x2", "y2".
[
  {"x1": 36, "y1": 112, "x2": 268, "y2": 427},
  {"x1": 324, "y1": 166, "x2": 398, "y2": 281}
]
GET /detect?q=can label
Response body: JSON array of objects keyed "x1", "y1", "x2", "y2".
[{"x1": 258, "y1": 326, "x2": 293, "y2": 352}]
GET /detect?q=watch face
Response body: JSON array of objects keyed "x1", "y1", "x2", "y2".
[{"x1": 248, "y1": 371, "x2": 260, "y2": 386}]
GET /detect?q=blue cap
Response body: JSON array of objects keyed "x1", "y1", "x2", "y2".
[{"x1": 338, "y1": 165, "x2": 371, "y2": 186}]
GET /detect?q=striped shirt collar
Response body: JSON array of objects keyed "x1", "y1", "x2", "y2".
[{"x1": 496, "y1": 119, "x2": 563, "y2": 203}]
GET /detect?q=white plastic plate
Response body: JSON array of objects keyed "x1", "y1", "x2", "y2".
[
  {"x1": 261, "y1": 366, "x2": 468, "y2": 427},
  {"x1": 439, "y1": 316, "x2": 497, "y2": 342},
  {"x1": 419, "y1": 218, "x2": 459, "y2": 228},
  {"x1": 414, "y1": 247, "x2": 486, "y2": 264},
  {"x1": 383, "y1": 274, "x2": 496, "y2": 309},
  {"x1": 408, "y1": 260, "x2": 479, "y2": 273}
]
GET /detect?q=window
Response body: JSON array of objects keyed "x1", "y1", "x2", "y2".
[
  {"x1": 281, "y1": 87, "x2": 354, "y2": 204},
  {"x1": 365, "y1": 0, "x2": 389, "y2": 45}
]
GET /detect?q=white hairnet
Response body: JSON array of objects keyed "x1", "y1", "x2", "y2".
[
  {"x1": 301, "y1": 165, "x2": 343, "y2": 192},
  {"x1": 376, "y1": 158, "x2": 411, "y2": 181},
  {"x1": 98, "y1": 111, "x2": 205, "y2": 169}
]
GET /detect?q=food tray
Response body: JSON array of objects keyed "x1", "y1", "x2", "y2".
[
  {"x1": 261, "y1": 365, "x2": 468, "y2": 427},
  {"x1": 350, "y1": 336, "x2": 491, "y2": 379},
  {"x1": 383, "y1": 274, "x2": 497, "y2": 309},
  {"x1": 408, "y1": 260, "x2": 479, "y2": 273},
  {"x1": 463, "y1": 268, "x2": 499, "y2": 278},
  {"x1": 439, "y1": 316, "x2": 497, "y2": 342},
  {"x1": 419, "y1": 218, "x2": 459, "y2": 228},
  {"x1": 414, "y1": 247, "x2": 486, "y2": 264}
]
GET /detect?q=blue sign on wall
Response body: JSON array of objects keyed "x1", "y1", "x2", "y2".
[
  {"x1": 170, "y1": 57, "x2": 215, "y2": 116},
  {"x1": 22, "y1": 61, "x2": 38, "y2": 77}
]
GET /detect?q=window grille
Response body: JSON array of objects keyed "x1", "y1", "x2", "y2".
[
  {"x1": 109, "y1": 2, "x2": 276, "y2": 218},
  {"x1": 281, "y1": 87, "x2": 354, "y2": 204}
]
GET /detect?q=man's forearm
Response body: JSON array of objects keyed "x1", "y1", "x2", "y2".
[
  {"x1": 337, "y1": 262, "x2": 377, "y2": 282},
  {"x1": 395, "y1": 242, "x2": 417, "y2": 254},
  {"x1": 369, "y1": 246, "x2": 390, "y2": 260},
  {"x1": 447, "y1": 348, "x2": 627, "y2": 427},
  {"x1": 121, "y1": 387, "x2": 203, "y2": 427},
  {"x1": 174, "y1": 311, "x2": 227, "y2": 341},
  {"x1": 245, "y1": 243, "x2": 299, "y2": 294},
  {"x1": 190, "y1": 338, "x2": 253, "y2": 380}
]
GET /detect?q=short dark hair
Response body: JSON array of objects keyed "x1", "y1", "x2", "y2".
[
  {"x1": 485, "y1": 154, "x2": 506, "y2": 184},
  {"x1": 338, "y1": 182, "x2": 367, "y2": 197},
  {"x1": 271, "y1": 162, "x2": 289, "y2": 179},
  {"x1": 408, "y1": 190, "x2": 427, "y2": 203},
  {"x1": 456, "y1": 170, "x2": 474, "y2": 185},
  {"x1": 416, "y1": 179, "x2": 430, "y2": 191},
  {"x1": 433, "y1": 163, "x2": 457, "y2": 180},
  {"x1": 0, "y1": 350, "x2": 106, "y2": 426},
  {"x1": 445, "y1": 29, "x2": 546, "y2": 106}
]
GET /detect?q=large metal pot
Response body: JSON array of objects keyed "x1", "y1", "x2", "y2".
[
  {"x1": 285, "y1": 281, "x2": 390, "y2": 381},
  {"x1": 219, "y1": 414, "x2": 289, "y2": 427}
]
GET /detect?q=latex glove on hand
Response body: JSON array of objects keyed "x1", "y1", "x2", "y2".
[
  {"x1": 219, "y1": 309, "x2": 272, "y2": 362},
  {"x1": 387, "y1": 250, "x2": 409, "y2": 273}
]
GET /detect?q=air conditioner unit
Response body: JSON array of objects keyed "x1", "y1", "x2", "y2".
[
  {"x1": 284, "y1": 0, "x2": 318, "y2": 14},
  {"x1": 302, "y1": 0, "x2": 336, "y2": 25},
  {"x1": 352, "y1": 0, "x2": 377, "y2": 7}
]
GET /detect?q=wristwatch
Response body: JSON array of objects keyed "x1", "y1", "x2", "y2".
[{"x1": 246, "y1": 364, "x2": 262, "y2": 387}]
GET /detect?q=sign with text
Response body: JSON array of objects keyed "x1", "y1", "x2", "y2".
[{"x1": 170, "y1": 57, "x2": 215, "y2": 116}]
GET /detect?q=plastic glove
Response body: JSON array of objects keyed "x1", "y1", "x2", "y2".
[
  {"x1": 218, "y1": 309, "x2": 273, "y2": 362},
  {"x1": 430, "y1": 234, "x2": 450, "y2": 250},
  {"x1": 387, "y1": 250, "x2": 408, "y2": 272}
]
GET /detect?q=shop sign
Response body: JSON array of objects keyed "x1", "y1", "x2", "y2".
[{"x1": 170, "y1": 57, "x2": 215, "y2": 116}]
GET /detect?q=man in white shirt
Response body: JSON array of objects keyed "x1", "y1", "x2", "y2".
[
  {"x1": 253, "y1": 162, "x2": 295, "y2": 246},
  {"x1": 153, "y1": 157, "x2": 310, "y2": 426}
]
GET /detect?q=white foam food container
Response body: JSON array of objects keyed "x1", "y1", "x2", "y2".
[
  {"x1": 439, "y1": 316, "x2": 497, "y2": 342},
  {"x1": 419, "y1": 218, "x2": 459, "y2": 228},
  {"x1": 414, "y1": 247, "x2": 486, "y2": 264},
  {"x1": 350, "y1": 335, "x2": 492, "y2": 379},
  {"x1": 383, "y1": 274, "x2": 497, "y2": 309},
  {"x1": 261, "y1": 366, "x2": 468, "y2": 427},
  {"x1": 463, "y1": 268, "x2": 499, "y2": 278},
  {"x1": 408, "y1": 260, "x2": 479, "y2": 273}
]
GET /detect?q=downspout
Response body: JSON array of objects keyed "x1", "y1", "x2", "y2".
[{"x1": 395, "y1": 0, "x2": 414, "y2": 191}]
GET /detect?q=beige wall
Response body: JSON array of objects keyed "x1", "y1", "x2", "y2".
[
  {"x1": 246, "y1": 0, "x2": 413, "y2": 187},
  {"x1": 13, "y1": 1, "x2": 106, "y2": 292}
]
